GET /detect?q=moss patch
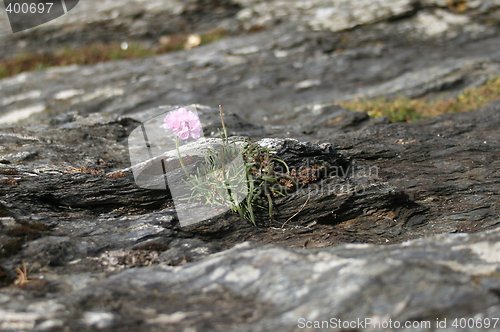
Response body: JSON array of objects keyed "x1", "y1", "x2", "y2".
[
  {"x1": 446, "y1": 0, "x2": 469, "y2": 13},
  {"x1": 340, "y1": 77, "x2": 500, "y2": 122},
  {"x1": 0, "y1": 28, "x2": 228, "y2": 79}
]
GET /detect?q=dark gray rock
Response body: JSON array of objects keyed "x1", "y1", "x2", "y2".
[
  {"x1": 0, "y1": 1, "x2": 499, "y2": 331},
  {"x1": 1, "y1": 229, "x2": 500, "y2": 331},
  {"x1": 0, "y1": 103, "x2": 498, "y2": 330},
  {"x1": 0, "y1": 0, "x2": 243, "y2": 58},
  {"x1": 0, "y1": 0, "x2": 499, "y2": 127}
]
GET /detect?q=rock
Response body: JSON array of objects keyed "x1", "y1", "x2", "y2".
[
  {"x1": 234, "y1": 0, "x2": 416, "y2": 31},
  {"x1": 0, "y1": 0, "x2": 497, "y2": 59},
  {"x1": 0, "y1": 1, "x2": 499, "y2": 330},
  {"x1": 2, "y1": 229, "x2": 500, "y2": 331},
  {"x1": 0, "y1": 0, "x2": 242, "y2": 57},
  {"x1": 1, "y1": 105, "x2": 499, "y2": 326},
  {"x1": 0, "y1": 18, "x2": 498, "y2": 127}
]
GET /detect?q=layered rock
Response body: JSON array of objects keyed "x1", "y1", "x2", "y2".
[{"x1": 0, "y1": 0, "x2": 499, "y2": 331}]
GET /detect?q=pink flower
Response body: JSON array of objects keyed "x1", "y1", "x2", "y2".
[{"x1": 163, "y1": 108, "x2": 202, "y2": 141}]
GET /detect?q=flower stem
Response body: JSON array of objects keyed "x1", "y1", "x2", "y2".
[
  {"x1": 219, "y1": 105, "x2": 228, "y2": 143},
  {"x1": 175, "y1": 137, "x2": 189, "y2": 177},
  {"x1": 218, "y1": 105, "x2": 239, "y2": 214}
]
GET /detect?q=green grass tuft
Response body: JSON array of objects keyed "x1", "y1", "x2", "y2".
[{"x1": 340, "y1": 77, "x2": 500, "y2": 122}]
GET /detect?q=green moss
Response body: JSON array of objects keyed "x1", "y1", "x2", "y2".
[
  {"x1": 340, "y1": 77, "x2": 500, "y2": 122},
  {"x1": 200, "y1": 28, "x2": 227, "y2": 44},
  {"x1": 447, "y1": 0, "x2": 468, "y2": 13}
]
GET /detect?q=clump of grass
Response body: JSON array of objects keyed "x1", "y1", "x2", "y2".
[
  {"x1": 340, "y1": 77, "x2": 500, "y2": 122},
  {"x1": 186, "y1": 106, "x2": 290, "y2": 226},
  {"x1": 241, "y1": 143, "x2": 290, "y2": 224},
  {"x1": 187, "y1": 142, "x2": 290, "y2": 226},
  {"x1": 342, "y1": 98, "x2": 423, "y2": 122},
  {"x1": 0, "y1": 28, "x2": 228, "y2": 79},
  {"x1": 186, "y1": 139, "x2": 248, "y2": 214}
]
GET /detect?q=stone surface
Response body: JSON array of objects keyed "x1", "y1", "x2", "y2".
[
  {"x1": 1, "y1": 229, "x2": 500, "y2": 331},
  {"x1": 0, "y1": 19, "x2": 498, "y2": 126},
  {"x1": 0, "y1": 0, "x2": 499, "y2": 331}
]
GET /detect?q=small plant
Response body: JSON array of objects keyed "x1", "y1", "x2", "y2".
[
  {"x1": 14, "y1": 262, "x2": 29, "y2": 286},
  {"x1": 182, "y1": 106, "x2": 291, "y2": 226}
]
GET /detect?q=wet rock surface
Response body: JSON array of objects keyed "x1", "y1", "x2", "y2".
[{"x1": 0, "y1": 0, "x2": 499, "y2": 331}]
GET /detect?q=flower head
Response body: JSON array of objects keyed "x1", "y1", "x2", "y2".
[{"x1": 163, "y1": 108, "x2": 202, "y2": 141}]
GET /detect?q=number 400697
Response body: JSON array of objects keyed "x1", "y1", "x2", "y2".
[{"x1": 5, "y1": 2, "x2": 54, "y2": 14}]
